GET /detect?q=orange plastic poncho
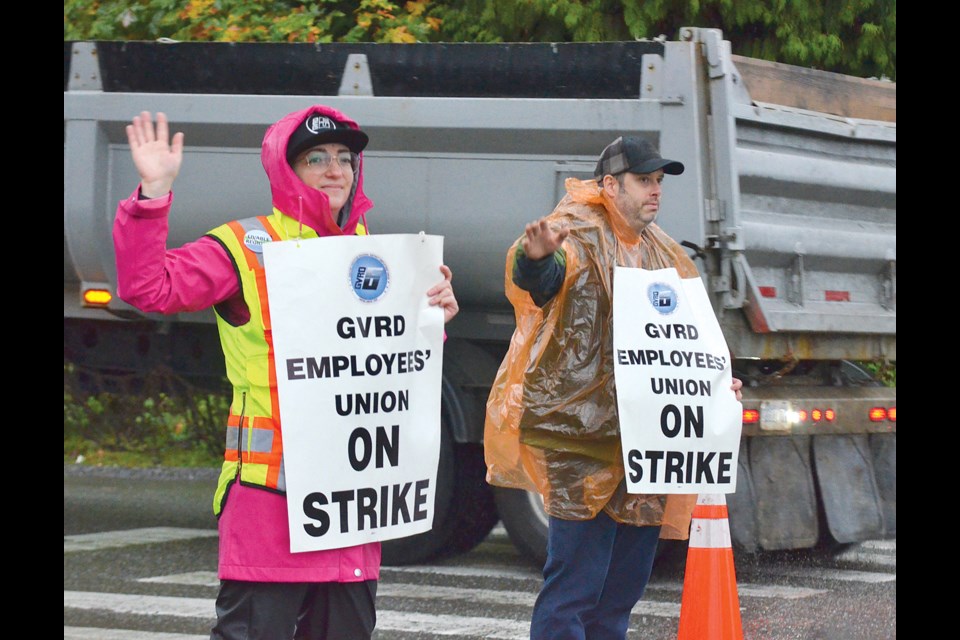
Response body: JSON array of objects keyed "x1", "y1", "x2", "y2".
[{"x1": 484, "y1": 178, "x2": 699, "y2": 539}]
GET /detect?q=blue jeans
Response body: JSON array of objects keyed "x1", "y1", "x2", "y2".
[{"x1": 530, "y1": 511, "x2": 661, "y2": 640}]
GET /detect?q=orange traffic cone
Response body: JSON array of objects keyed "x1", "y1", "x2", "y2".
[{"x1": 676, "y1": 493, "x2": 744, "y2": 640}]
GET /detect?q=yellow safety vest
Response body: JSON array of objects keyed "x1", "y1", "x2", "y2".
[{"x1": 206, "y1": 210, "x2": 367, "y2": 515}]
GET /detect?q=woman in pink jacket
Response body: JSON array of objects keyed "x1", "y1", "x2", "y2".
[{"x1": 113, "y1": 105, "x2": 459, "y2": 640}]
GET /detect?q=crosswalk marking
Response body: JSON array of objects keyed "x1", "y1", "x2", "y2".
[
  {"x1": 64, "y1": 591, "x2": 532, "y2": 639},
  {"x1": 65, "y1": 591, "x2": 213, "y2": 618},
  {"x1": 141, "y1": 564, "x2": 899, "y2": 601},
  {"x1": 65, "y1": 529, "x2": 895, "y2": 638},
  {"x1": 380, "y1": 583, "x2": 681, "y2": 617},
  {"x1": 132, "y1": 572, "x2": 683, "y2": 618},
  {"x1": 65, "y1": 627, "x2": 206, "y2": 640},
  {"x1": 384, "y1": 564, "x2": 540, "y2": 581},
  {"x1": 836, "y1": 545, "x2": 897, "y2": 568},
  {"x1": 139, "y1": 571, "x2": 220, "y2": 587},
  {"x1": 64, "y1": 527, "x2": 217, "y2": 553},
  {"x1": 643, "y1": 579, "x2": 826, "y2": 599},
  {"x1": 782, "y1": 568, "x2": 897, "y2": 583}
]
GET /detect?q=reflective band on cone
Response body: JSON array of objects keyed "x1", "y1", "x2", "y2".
[
  {"x1": 677, "y1": 493, "x2": 744, "y2": 640},
  {"x1": 689, "y1": 507, "x2": 733, "y2": 549}
]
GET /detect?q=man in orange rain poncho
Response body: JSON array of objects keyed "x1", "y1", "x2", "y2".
[{"x1": 484, "y1": 136, "x2": 743, "y2": 640}]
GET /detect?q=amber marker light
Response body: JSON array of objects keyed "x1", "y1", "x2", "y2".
[
  {"x1": 868, "y1": 407, "x2": 888, "y2": 422},
  {"x1": 83, "y1": 288, "x2": 113, "y2": 307}
]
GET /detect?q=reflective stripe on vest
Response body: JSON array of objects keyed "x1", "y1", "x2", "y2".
[{"x1": 225, "y1": 424, "x2": 274, "y2": 453}]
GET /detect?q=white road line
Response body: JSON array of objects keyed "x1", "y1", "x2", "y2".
[
  {"x1": 380, "y1": 582, "x2": 536, "y2": 607},
  {"x1": 64, "y1": 527, "x2": 218, "y2": 553},
  {"x1": 835, "y1": 548, "x2": 897, "y2": 567},
  {"x1": 64, "y1": 592, "x2": 532, "y2": 639},
  {"x1": 131, "y1": 574, "x2": 682, "y2": 618},
  {"x1": 379, "y1": 583, "x2": 682, "y2": 617},
  {"x1": 737, "y1": 584, "x2": 828, "y2": 599},
  {"x1": 383, "y1": 564, "x2": 543, "y2": 581},
  {"x1": 782, "y1": 568, "x2": 896, "y2": 583},
  {"x1": 643, "y1": 581, "x2": 826, "y2": 599},
  {"x1": 139, "y1": 567, "x2": 836, "y2": 602},
  {"x1": 64, "y1": 627, "x2": 206, "y2": 640},
  {"x1": 139, "y1": 571, "x2": 220, "y2": 587},
  {"x1": 857, "y1": 539, "x2": 896, "y2": 552},
  {"x1": 378, "y1": 610, "x2": 530, "y2": 638},
  {"x1": 65, "y1": 591, "x2": 214, "y2": 618}
]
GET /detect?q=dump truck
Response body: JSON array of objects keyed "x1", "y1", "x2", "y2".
[{"x1": 64, "y1": 27, "x2": 896, "y2": 566}]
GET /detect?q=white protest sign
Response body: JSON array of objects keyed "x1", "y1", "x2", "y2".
[
  {"x1": 613, "y1": 267, "x2": 742, "y2": 494},
  {"x1": 263, "y1": 234, "x2": 445, "y2": 552}
]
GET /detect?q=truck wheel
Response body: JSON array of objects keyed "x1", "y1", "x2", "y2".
[
  {"x1": 494, "y1": 487, "x2": 549, "y2": 568},
  {"x1": 381, "y1": 423, "x2": 499, "y2": 564},
  {"x1": 381, "y1": 417, "x2": 458, "y2": 565},
  {"x1": 494, "y1": 486, "x2": 680, "y2": 569},
  {"x1": 440, "y1": 442, "x2": 499, "y2": 555}
]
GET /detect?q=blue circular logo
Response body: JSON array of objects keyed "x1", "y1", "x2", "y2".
[
  {"x1": 349, "y1": 254, "x2": 389, "y2": 302},
  {"x1": 647, "y1": 282, "x2": 678, "y2": 315}
]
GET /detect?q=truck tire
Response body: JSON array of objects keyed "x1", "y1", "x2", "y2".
[
  {"x1": 381, "y1": 417, "x2": 458, "y2": 565},
  {"x1": 441, "y1": 442, "x2": 499, "y2": 555},
  {"x1": 493, "y1": 486, "x2": 549, "y2": 568},
  {"x1": 495, "y1": 486, "x2": 680, "y2": 569},
  {"x1": 381, "y1": 421, "x2": 498, "y2": 565}
]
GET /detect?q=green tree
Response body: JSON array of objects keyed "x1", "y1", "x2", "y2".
[
  {"x1": 429, "y1": 0, "x2": 895, "y2": 79},
  {"x1": 64, "y1": 0, "x2": 440, "y2": 43},
  {"x1": 64, "y1": 0, "x2": 894, "y2": 82}
]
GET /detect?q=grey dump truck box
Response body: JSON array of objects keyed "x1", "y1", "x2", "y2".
[{"x1": 64, "y1": 28, "x2": 895, "y2": 564}]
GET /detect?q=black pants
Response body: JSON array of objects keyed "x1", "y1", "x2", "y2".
[{"x1": 209, "y1": 579, "x2": 378, "y2": 640}]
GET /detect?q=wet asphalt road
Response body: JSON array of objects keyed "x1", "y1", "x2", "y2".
[{"x1": 65, "y1": 465, "x2": 895, "y2": 639}]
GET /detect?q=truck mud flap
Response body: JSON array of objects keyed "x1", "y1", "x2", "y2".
[
  {"x1": 728, "y1": 438, "x2": 759, "y2": 553},
  {"x1": 812, "y1": 434, "x2": 885, "y2": 544},
  {"x1": 870, "y1": 432, "x2": 896, "y2": 536},
  {"x1": 749, "y1": 435, "x2": 819, "y2": 550}
]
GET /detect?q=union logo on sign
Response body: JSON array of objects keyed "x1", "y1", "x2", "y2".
[
  {"x1": 349, "y1": 254, "x2": 389, "y2": 302},
  {"x1": 647, "y1": 282, "x2": 678, "y2": 315}
]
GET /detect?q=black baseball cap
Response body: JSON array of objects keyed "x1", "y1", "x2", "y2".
[
  {"x1": 286, "y1": 113, "x2": 369, "y2": 163},
  {"x1": 594, "y1": 136, "x2": 684, "y2": 179}
]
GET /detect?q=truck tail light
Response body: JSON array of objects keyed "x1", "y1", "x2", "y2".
[
  {"x1": 754, "y1": 402, "x2": 842, "y2": 431},
  {"x1": 869, "y1": 406, "x2": 896, "y2": 422}
]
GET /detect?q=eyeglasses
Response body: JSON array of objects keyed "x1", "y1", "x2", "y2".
[{"x1": 299, "y1": 150, "x2": 358, "y2": 172}]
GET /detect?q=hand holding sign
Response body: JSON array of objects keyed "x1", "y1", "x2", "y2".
[{"x1": 427, "y1": 264, "x2": 459, "y2": 324}]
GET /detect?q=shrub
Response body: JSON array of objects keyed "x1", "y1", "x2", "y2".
[{"x1": 64, "y1": 359, "x2": 229, "y2": 468}]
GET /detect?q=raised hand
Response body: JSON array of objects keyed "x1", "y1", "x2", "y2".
[
  {"x1": 428, "y1": 264, "x2": 459, "y2": 324},
  {"x1": 126, "y1": 111, "x2": 184, "y2": 198},
  {"x1": 521, "y1": 217, "x2": 569, "y2": 261}
]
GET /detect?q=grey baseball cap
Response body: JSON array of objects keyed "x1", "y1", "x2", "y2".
[{"x1": 594, "y1": 136, "x2": 684, "y2": 179}]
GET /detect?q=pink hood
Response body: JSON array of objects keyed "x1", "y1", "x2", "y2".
[{"x1": 261, "y1": 104, "x2": 374, "y2": 236}]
